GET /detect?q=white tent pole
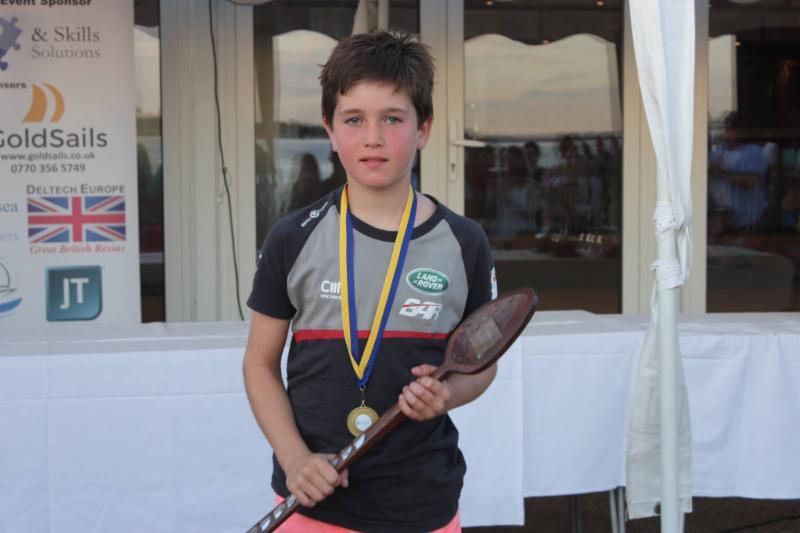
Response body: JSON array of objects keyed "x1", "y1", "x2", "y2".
[
  {"x1": 656, "y1": 177, "x2": 681, "y2": 532},
  {"x1": 627, "y1": 1, "x2": 694, "y2": 526}
]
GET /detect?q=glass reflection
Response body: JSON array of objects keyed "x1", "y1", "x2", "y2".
[
  {"x1": 464, "y1": 0, "x2": 623, "y2": 312},
  {"x1": 135, "y1": 1, "x2": 164, "y2": 322},
  {"x1": 707, "y1": 1, "x2": 800, "y2": 311}
]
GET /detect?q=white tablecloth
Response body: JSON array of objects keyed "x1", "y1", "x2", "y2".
[
  {"x1": 520, "y1": 310, "x2": 645, "y2": 496},
  {"x1": 519, "y1": 311, "x2": 800, "y2": 499},
  {"x1": 2, "y1": 312, "x2": 799, "y2": 532},
  {"x1": 613, "y1": 313, "x2": 800, "y2": 499},
  {"x1": 0, "y1": 322, "x2": 523, "y2": 532}
]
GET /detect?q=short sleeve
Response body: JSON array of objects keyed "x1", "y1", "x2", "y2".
[
  {"x1": 463, "y1": 227, "x2": 496, "y2": 318},
  {"x1": 247, "y1": 224, "x2": 296, "y2": 319}
]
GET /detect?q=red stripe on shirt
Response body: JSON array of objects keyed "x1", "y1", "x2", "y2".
[{"x1": 293, "y1": 329, "x2": 448, "y2": 342}]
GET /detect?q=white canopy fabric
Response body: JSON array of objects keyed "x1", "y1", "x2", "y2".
[{"x1": 626, "y1": 0, "x2": 695, "y2": 522}]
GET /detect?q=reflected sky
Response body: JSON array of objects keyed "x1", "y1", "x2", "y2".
[
  {"x1": 256, "y1": 31, "x2": 624, "y2": 137},
  {"x1": 134, "y1": 25, "x2": 743, "y2": 133},
  {"x1": 135, "y1": 27, "x2": 160, "y2": 116},
  {"x1": 466, "y1": 33, "x2": 621, "y2": 137},
  {"x1": 709, "y1": 35, "x2": 737, "y2": 122},
  {"x1": 271, "y1": 30, "x2": 336, "y2": 126},
  {"x1": 258, "y1": 31, "x2": 624, "y2": 138}
]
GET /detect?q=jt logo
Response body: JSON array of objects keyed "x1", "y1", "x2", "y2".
[
  {"x1": 46, "y1": 266, "x2": 102, "y2": 321},
  {"x1": 59, "y1": 277, "x2": 89, "y2": 309}
]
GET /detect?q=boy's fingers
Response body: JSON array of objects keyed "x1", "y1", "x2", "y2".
[
  {"x1": 401, "y1": 385, "x2": 419, "y2": 407},
  {"x1": 288, "y1": 483, "x2": 318, "y2": 507},
  {"x1": 403, "y1": 385, "x2": 438, "y2": 419},
  {"x1": 411, "y1": 364, "x2": 437, "y2": 376},
  {"x1": 408, "y1": 381, "x2": 435, "y2": 404},
  {"x1": 292, "y1": 455, "x2": 337, "y2": 503},
  {"x1": 340, "y1": 469, "x2": 349, "y2": 488},
  {"x1": 325, "y1": 454, "x2": 348, "y2": 488},
  {"x1": 307, "y1": 471, "x2": 335, "y2": 499},
  {"x1": 412, "y1": 377, "x2": 449, "y2": 406},
  {"x1": 398, "y1": 392, "x2": 419, "y2": 420},
  {"x1": 408, "y1": 380, "x2": 448, "y2": 417},
  {"x1": 418, "y1": 376, "x2": 445, "y2": 394},
  {"x1": 304, "y1": 480, "x2": 327, "y2": 503},
  {"x1": 423, "y1": 377, "x2": 450, "y2": 403},
  {"x1": 314, "y1": 457, "x2": 341, "y2": 487},
  {"x1": 286, "y1": 453, "x2": 344, "y2": 507},
  {"x1": 293, "y1": 490, "x2": 315, "y2": 508}
]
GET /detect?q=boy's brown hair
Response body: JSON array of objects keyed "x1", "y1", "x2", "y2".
[{"x1": 319, "y1": 31, "x2": 434, "y2": 128}]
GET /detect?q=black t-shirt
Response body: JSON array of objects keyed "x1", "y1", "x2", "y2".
[{"x1": 247, "y1": 187, "x2": 495, "y2": 532}]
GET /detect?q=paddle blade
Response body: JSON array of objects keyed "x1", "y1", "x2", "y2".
[{"x1": 443, "y1": 287, "x2": 537, "y2": 375}]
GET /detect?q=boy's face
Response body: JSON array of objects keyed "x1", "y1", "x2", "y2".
[{"x1": 323, "y1": 80, "x2": 432, "y2": 193}]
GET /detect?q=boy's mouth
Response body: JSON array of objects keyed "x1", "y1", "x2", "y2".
[{"x1": 359, "y1": 156, "x2": 388, "y2": 169}]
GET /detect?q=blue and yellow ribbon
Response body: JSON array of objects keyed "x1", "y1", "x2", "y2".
[{"x1": 339, "y1": 185, "x2": 417, "y2": 388}]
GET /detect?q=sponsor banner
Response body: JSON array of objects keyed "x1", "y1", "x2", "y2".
[{"x1": 0, "y1": 3, "x2": 139, "y2": 324}]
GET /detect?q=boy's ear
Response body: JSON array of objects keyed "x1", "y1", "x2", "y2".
[
  {"x1": 323, "y1": 119, "x2": 337, "y2": 152},
  {"x1": 417, "y1": 116, "x2": 433, "y2": 151}
]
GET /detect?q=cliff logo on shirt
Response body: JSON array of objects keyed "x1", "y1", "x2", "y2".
[
  {"x1": 319, "y1": 279, "x2": 341, "y2": 300},
  {"x1": 406, "y1": 268, "x2": 449, "y2": 296}
]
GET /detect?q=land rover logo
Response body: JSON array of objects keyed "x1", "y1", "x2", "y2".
[{"x1": 407, "y1": 268, "x2": 449, "y2": 295}]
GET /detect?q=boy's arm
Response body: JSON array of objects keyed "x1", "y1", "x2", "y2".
[
  {"x1": 243, "y1": 311, "x2": 347, "y2": 507},
  {"x1": 400, "y1": 218, "x2": 498, "y2": 420},
  {"x1": 444, "y1": 364, "x2": 497, "y2": 410}
]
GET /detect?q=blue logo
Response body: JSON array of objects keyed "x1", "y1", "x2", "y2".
[
  {"x1": 0, "y1": 17, "x2": 23, "y2": 72},
  {"x1": 46, "y1": 266, "x2": 102, "y2": 321},
  {"x1": 0, "y1": 261, "x2": 23, "y2": 317}
]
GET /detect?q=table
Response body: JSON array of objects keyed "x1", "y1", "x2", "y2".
[
  {"x1": 0, "y1": 322, "x2": 523, "y2": 532},
  {"x1": 2, "y1": 311, "x2": 799, "y2": 532},
  {"x1": 614, "y1": 313, "x2": 800, "y2": 498},
  {"x1": 520, "y1": 310, "x2": 645, "y2": 496},
  {"x1": 520, "y1": 311, "x2": 800, "y2": 499}
]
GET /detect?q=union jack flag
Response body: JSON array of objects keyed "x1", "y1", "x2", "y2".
[{"x1": 28, "y1": 195, "x2": 126, "y2": 243}]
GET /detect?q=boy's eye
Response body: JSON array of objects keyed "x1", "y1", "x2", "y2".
[
  {"x1": 386, "y1": 116, "x2": 402, "y2": 124},
  {"x1": 345, "y1": 117, "x2": 361, "y2": 126}
]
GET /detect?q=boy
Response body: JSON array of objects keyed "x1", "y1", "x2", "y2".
[{"x1": 243, "y1": 31, "x2": 497, "y2": 532}]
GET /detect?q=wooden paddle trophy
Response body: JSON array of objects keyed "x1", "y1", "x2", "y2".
[{"x1": 246, "y1": 287, "x2": 538, "y2": 533}]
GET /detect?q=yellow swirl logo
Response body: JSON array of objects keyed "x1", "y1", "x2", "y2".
[{"x1": 23, "y1": 83, "x2": 65, "y2": 123}]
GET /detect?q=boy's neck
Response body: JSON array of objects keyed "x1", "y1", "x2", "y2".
[{"x1": 346, "y1": 179, "x2": 429, "y2": 231}]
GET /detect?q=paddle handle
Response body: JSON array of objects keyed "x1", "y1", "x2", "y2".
[{"x1": 245, "y1": 367, "x2": 452, "y2": 533}]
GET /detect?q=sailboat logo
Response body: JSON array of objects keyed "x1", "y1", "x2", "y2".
[{"x1": 0, "y1": 261, "x2": 23, "y2": 316}]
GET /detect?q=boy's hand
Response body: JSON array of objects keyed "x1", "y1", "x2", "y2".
[
  {"x1": 398, "y1": 364, "x2": 450, "y2": 421},
  {"x1": 285, "y1": 452, "x2": 348, "y2": 507}
]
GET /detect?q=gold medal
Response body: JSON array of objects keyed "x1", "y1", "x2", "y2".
[{"x1": 347, "y1": 402, "x2": 379, "y2": 437}]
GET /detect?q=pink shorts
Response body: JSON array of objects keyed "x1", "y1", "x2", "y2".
[{"x1": 273, "y1": 496, "x2": 461, "y2": 532}]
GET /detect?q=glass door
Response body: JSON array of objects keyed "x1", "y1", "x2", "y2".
[
  {"x1": 425, "y1": 0, "x2": 624, "y2": 312},
  {"x1": 706, "y1": 0, "x2": 800, "y2": 312}
]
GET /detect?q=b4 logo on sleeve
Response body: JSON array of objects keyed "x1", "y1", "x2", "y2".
[{"x1": 399, "y1": 298, "x2": 441, "y2": 321}]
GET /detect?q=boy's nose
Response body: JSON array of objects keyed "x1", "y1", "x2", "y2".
[{"x1": 363, "y1": 123, "x2": 384, "y2": 147}]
